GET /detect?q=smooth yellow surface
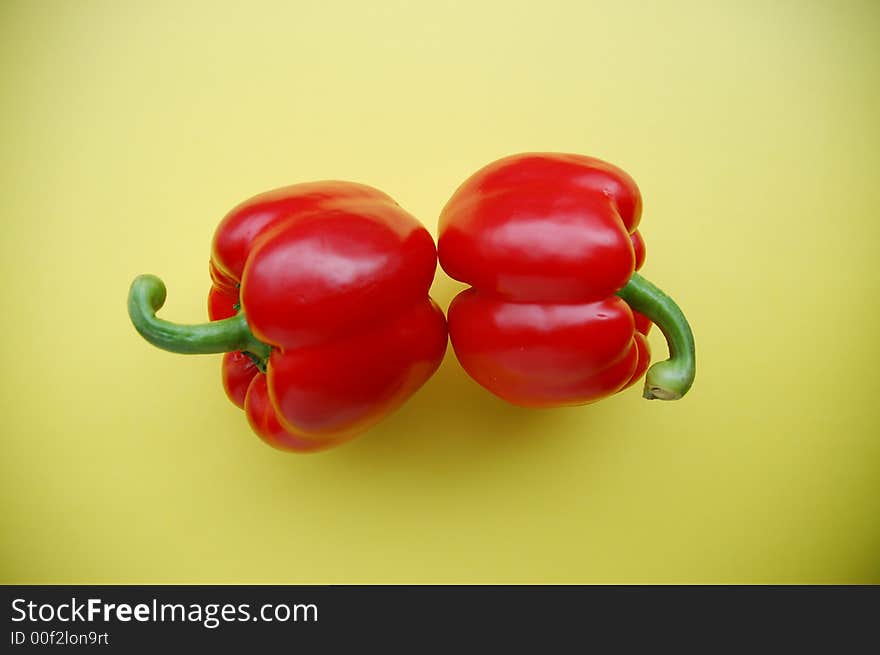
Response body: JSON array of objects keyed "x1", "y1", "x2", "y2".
[{"x1": 1, "y1": 0, "x2": 878, "y2": 584}]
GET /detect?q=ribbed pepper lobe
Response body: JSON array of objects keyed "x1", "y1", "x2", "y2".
[{"x1": 439, "y1": 152, "x2": 642, "y2": 303}]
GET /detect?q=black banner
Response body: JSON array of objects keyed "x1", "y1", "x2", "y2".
[{"x1": 2, "y1": 586, "x2": 876, "y2": 650}]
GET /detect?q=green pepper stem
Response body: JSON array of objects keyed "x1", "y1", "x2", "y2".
[
  {"x1": 616, "y1": 272, "x2": 696, "y2": 400},
  {"x1": 127, "y1": 274, "x2": 271, "y2": 361}
]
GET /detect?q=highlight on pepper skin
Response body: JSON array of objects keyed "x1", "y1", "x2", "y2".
[
  {"x1": 128, "y1": 181, "x2": 448, "y2": 453},
  {"x1": 437, "y1": 152, "x2": 695, "y2": 407}
]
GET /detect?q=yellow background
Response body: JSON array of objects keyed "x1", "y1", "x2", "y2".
[{"x1": 2, "y1": 0, "x2": 878, "y2": 583}]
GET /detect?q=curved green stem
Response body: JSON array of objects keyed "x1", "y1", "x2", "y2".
[
  {"x1": 128, "y1": 274, "x2": 271, "y2": 363},
  {"x1": 616, "y1": 272, "x2": 695, "y2": 400}
]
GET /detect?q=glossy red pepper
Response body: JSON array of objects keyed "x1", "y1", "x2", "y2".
[
  {"x1": 438, "y1": 153, "x2": 695, "y2": 406},
  {"x1": 129, "y1": 182, "x2": 448, "y2": 452}
]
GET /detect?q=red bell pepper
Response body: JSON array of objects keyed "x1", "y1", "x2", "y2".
[
  {"x1": 129, "y1": 181, "x2": 448, "y2": 452},
  {"x1": 438, "y1": 153, "x2": 695, "y2": 406}
]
